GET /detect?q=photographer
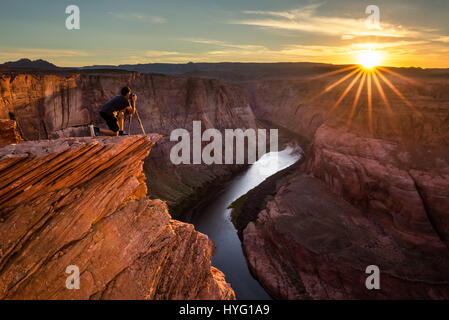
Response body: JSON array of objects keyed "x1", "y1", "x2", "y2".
[{"x1": 90, "y1": 86, "x2": 137, "y2": 136}]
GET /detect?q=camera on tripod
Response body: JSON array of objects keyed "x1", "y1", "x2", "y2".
[{"x1": 126, "y1": 92, "x2": 145, "y2": 135}]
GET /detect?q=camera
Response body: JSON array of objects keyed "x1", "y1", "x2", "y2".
[{"x1": 129, "y1": 92, "x2": 137, "y2": 104}]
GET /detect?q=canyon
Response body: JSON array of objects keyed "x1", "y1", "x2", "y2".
[
  {"x1": 1, "y1": 62, "x2": 449, "y2": 299},
  {"x1": 233, "y1": 66, "x2": 449, "y2": 299},
  {"x1": 0, "y1": 69, "x2": 257, "y2": 217}
]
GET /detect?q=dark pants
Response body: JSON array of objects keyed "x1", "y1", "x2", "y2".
[{"x1": 100, "y1": 111, "x2": 119, "y2": 132}]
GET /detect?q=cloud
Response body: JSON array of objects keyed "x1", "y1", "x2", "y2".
[
  {"x1": 146, "y1": 50, "x2": 181, "y2": 56},
  {"x1": 108, "y1": 12, "x2": 167, "y2": 24},
  {"x1": 350, "y1": 41, "x2": 428, "y2": 50},
  {"x1": 214, "y1": 3, "x2": 449, "y2": 67},
  {"x1": 180, "y1": 38, "x2": 346, "y2": 63},
  {"x1": 242, "y1": 3, "x2": 323, "y2": 20},
  {"x1": 171, "y1": 35, "x2": 449, "y2": 67},
  {"x1": 0, "y1": 47, "x2": 90, "y2": 61},
  {"x1": 232, "y1": 4, "x2": 431, "y2": 39},
  {"x1": 434, "y1": 36, "x2": 449, "y2": 43},
  {"x1": 181, "y1": 38, "x2": 266, "y2": 51}
]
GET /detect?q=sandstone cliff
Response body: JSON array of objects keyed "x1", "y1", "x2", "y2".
[
  {"x1": 0, "y1": 134, "x2": 234, "y2": 299},
  {"x1": 0, "y1": 70, "x2": 257, "y2": 217},
  {"x1": 305, "y1": 124, "x2": 449, "y2": 246}
]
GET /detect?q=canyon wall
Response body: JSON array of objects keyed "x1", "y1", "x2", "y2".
[
  {"x1": 0, "y1": 134, "x2": 234, "y2": 299},
  {"x1": 245, "y1": 72, "x2": 449, "y2": 144},
  {"x1": 238, "y1": 69, "x2": 449, "y2": 299},
  {"x1": 0, "y1": 70, "x2": 257, "y2": 216},
  {"x1": 305, "y1": 124, "x2": 449, "y2": 246}
]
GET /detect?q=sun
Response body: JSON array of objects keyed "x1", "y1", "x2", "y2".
[{"x1": 357, "y1": 50, "x2": 383, "y2": 69}]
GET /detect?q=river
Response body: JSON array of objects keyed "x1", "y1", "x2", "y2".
[{"x1": 184, "y1": 145, "x2": 303, "y2": 299}]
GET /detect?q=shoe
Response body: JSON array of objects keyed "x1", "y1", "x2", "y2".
[
  {"x1": 89, "y1": 124, "x2": 95, "y2": 137},
  {"x1": 119, "y1": 131, "x2": 129, "y2": 136},
  {"x1": 89, "y1": 125, "x2": 100, "y2": 137}
]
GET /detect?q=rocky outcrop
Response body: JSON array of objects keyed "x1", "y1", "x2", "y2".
[
  {"x1": 242, "y1": 174, "x2": 449, "y2": 299},
  {"x1": 0, "y1": 120, "x2": 22, "y2": 147},
  {"x1": 0, "y1": 70, "x2": 257, "y2": 216},
  {"x1": 0, "y1": 135, "x2": 234, "y2": 299},
  {"x1": 305, "y1": 124, "x2": 449, "y2": 246}
]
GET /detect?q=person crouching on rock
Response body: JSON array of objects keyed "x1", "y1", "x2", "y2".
[{"x1": 90, "y1": 86, "x2": 137, "y2": 136}]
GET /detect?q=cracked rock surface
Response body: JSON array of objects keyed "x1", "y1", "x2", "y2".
[{"x1": 0, "y1": 134, "x2": 235, "y2": 300}]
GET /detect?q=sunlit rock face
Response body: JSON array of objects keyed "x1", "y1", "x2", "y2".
[
  {"x1": 0, "y1": 120, "x2": 22, "y2": 147},
  {"x1": 0, "y1": 134, "x2": 235, "y2": 300}
]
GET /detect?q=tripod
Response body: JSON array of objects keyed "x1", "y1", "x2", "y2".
[{"x1": 128, "y1": 106, "x2": 146, "y2": 135}]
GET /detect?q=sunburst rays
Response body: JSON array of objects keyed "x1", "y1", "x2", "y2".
[
  {"x1": 328, "y1": 68, "x2": 364, "y2": 114},
  {"x1": 346, "y1": 71, "x2": 366, "y2": 129},
  {"x1": 374, "y1": 68, "x2": 422, "y2": 117},
  {"x1": 308, "y1": 62, "x2": 421, "y2": 135}
]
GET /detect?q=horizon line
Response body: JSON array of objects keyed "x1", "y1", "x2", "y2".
[{"x1": 2, "y1": 58, "x2": 449, "y2": 71}]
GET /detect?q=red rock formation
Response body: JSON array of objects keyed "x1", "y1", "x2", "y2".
[
  {"x1": 0, "y1": 120, "x2": 22, "y2": 147},
  {"x1": 0, "y1": 135, "x2": 234, "y2": 299},
  {"x1": 243, "y1": 174, "x2": 449, "y2": 299},
  {"x1": 305, "y1": 124, "x2": 449, "y2": 246}
]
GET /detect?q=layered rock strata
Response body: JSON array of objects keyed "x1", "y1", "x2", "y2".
[{"x1": 0, "y1": 134, "x2": 234, "y2": 299}]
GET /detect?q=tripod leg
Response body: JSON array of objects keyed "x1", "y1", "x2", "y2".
[
  {"x1": 135, "y1": 109, "x2": 146, "y2": 135},
  {"x1": 128, "y1": 114, "x2": 133, "y2": 134}
]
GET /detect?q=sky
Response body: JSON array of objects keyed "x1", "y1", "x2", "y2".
[{"x1": 0, "y1": 0, "x2": 448, "y2": 68}]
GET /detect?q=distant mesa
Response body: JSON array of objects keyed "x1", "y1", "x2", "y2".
[{"x1": 2, "y1": 58, "x2": 59, "y2": 70}]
